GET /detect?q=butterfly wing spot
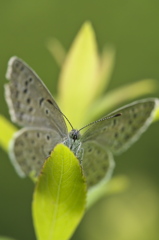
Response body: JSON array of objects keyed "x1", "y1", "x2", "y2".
[
  {"x1": 47, "y1": 99, "x2": 53, "y2": 105},
  {"x1": 102, "y1": 127, "x2": 107, "y2": 132},
  {"x1": 28, "y1": 107, "x2": 33, "y2": 112},
  {"x1": 37, "y1": 132, "x2": 40, "y2": 138},
  {"x1": 25, "y1": 80, "x2": 28, "y2": 86},
  {"x1": 88, "y1": 147, "x2": 92, "y2": 152},
  {"x1": 45, "y1": 109, "x2": 49, "y2": 115},
  {"x1": 46, "y1": 135, "x2": 50, "y2": 140},
  {"x1": 20, "y1": 66, "x2": 24, "y2": 71},
  {"x1": 113, "y1": 119, "x2": 116, "y2": 126},
  {"x1": 39, "y1": 98, "x2": 44, "y2": 106},
  {"x1": 23, "y1": 88, "x2": 28, "y2": 94},
  {"x1": 29, "y1": 77, "x2": 33, "y2": 82},
  {"x1": 26, "y1": 98, "x2": 31, "y2": 104}
]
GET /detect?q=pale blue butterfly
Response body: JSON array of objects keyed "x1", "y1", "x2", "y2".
[{"x1": 5, "y1": 57, "x2": 159, "y2": 188}]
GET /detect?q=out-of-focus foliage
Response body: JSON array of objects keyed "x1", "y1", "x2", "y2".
[{"x1": 0, "y1": 1, "x2": 159, "y2": 240}]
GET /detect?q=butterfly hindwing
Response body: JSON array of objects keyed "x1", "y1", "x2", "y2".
[
  {"x1": 82, "y1": 141, "x2": 115, "y2": 188},
  {"x1": 9, "y1": 128, "x2": 63, "y2": 177}
]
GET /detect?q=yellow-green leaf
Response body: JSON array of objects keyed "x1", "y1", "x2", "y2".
[
  {"x1": 87, "y1": 79, "x2": 159, "y2": 122},
  {"x1": 0, "y1": 115, "x2": 17, "y2": 152},
  {"x1": 57, "y1": 22, "x2": 99, "y2": 128},
  {"x1": 32, "y1": 144, "x2": 86, "y2": 240}
]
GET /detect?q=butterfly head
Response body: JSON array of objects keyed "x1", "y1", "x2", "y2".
[{"x1": 69, "y1": 129, "x2": 81, "y2": 142}]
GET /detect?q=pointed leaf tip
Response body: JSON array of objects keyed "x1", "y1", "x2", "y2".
[
  {"x1": 33, "y1": 144, "x2": 86, "y2": 240},
  {"x1": 58, "y1": 22, "x2": 99, "y2": 127}
]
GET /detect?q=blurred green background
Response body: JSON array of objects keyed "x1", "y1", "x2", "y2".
[{"x1": 0, "y1": 0, "x2": 159, "y2": 240}]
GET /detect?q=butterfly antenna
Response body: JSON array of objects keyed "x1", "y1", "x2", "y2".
[
  {"x1": 79, "y1": 113, "x2": 122, "y2": 132},
  {"x1": 47, "y1": 99, "x2": 74, "y2": 129}
]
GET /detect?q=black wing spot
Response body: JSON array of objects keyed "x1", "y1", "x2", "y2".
[
  {"x1": 20, "y1": 66, "x2": 24, "y2": 71},
  {"x1": 88, "y1": 147, "x2": 92, "y2": 152},
  {"x1": 47, "y1": 99, "x2": 53, "y2": 105},
  {"x1": 45, "y1": 109, "x2": 49, "y2": 114},
  {"x1": 46, "y1": 135, "x2": 50, "y2": 140},
  {"x1": 32, "y1": 156, "x2": 36, "y2": 161},
  {"x1": 102, "y1": 127, "x2": 107, "y2": 132},
  {"x1": 37, "y1": 132, "x2": 40, "y2": 138},
  {"x1": 23, "y1": 88, "x2": 28, "y2": 94},
  {"x1": 113, "y1": 119, "x2": 117, "y2": 126},
  {"x1": 29, "y1": 107, "x2": 33, "y2": 112},
  {"x1": 133, "y1": 113, "x2": 137, "y2": 118},
  {"x1": 29, "y1": 77, "x2": 33, "y2": 82},
  {"x1": 25, "y1": 80, "x2": 28, "y2": 86},
  {"x1": 26, "y1": 98, "x2": 31, "y2": 104},
  {"x1": 15, "y1": 62, "x2": 19, "y2": 68},
  {"x1": 39, "y1": 98, "x2": 44, "y2": 106}
]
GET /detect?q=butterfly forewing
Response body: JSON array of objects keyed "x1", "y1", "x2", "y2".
[
  {"x1": 5, "y1": 57, "x2": 67, "y2": 137},
  {"x1": 82, "y1": 99, "x2": 159, "y2": 155}
]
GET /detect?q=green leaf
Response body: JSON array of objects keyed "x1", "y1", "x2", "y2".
[
  {"x1": 0, "y1": 115, "x2": 17, "y2": 152},
  {"x1": 57, "y1": 21, "x2": 99, "y2": 128},
  {"x1": 32, "y1": 144, "x2": 86, "y2": 240},
  {"x1": 87, "y1": 79, "x2": 159, "y2": 122}
]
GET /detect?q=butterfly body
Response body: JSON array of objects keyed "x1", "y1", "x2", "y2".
[{"x1": 5, "y1": 56, "x2": 159, "y2": 188}]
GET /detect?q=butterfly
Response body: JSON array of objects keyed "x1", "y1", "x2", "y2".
[{"x1": 5, "y1": 56, "x2": 159, "y2": 188}]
